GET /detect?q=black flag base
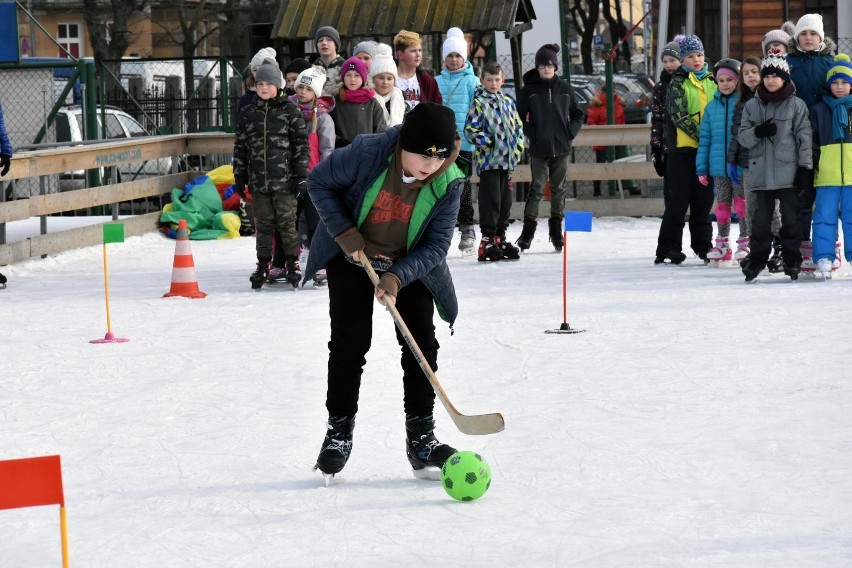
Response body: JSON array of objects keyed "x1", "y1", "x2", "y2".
[{"x1": 545, "y1": 322, "x2": 586, "y2": 334}]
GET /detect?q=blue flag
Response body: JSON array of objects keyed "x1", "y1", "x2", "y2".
[{"x1": 563, "y1": 211, "x2": 593, "y2": 232}]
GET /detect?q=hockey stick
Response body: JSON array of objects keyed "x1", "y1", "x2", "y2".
[{"x1": 359, "y1": 251, "x2": 505, "y2": 435}]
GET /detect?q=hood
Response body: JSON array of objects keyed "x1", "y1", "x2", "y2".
[
  {"x1": 441, "y1": 60, "x2": 476, "y2": 79},
  {"x1": 787, "y1": 35, "x2": 836, "y2": 56}
]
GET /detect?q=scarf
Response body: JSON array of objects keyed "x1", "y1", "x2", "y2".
[
  {"x1": 288, "y1": 94, "x2": 335, "y2": 122},
  {"x1": 822, "y1": 94, "x2": 852, "y2": 142},
  {"x1": 682, "y1": 63, "x2": 710, "y2": 80},
  {"x1": 341, "y1": 87, "x2": 376, "y2": 104},
  {"x1": 373, "y1": 88, "x2": 406, "y2": 127},
  {"x1": 756, "y1": 81, "x2": 795, "y2": 104}
]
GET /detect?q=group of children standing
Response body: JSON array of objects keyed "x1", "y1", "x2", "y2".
[{"x1": 651, "y1": 13, "x2": 852, "y2": 282}]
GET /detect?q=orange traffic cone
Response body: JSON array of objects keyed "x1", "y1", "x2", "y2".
[{"x1": 163, "y1": 219, "x2": 207, "y2": 299}]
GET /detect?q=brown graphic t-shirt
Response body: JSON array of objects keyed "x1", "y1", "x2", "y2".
[{"x1": 361, "y1": 149, "x2": 419, "y2": 259}]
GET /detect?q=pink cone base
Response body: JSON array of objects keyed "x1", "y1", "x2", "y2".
[{"x1": 90, "y1": 332, "x2": 130, "y2": 344}]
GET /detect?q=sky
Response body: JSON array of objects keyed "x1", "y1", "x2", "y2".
[{"x1": 2, "y1": 215, "x2": 851, "y2": 567}]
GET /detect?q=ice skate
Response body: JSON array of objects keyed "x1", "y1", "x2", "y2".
[
  {"x1": 284, "y1": 255, "x2": 301, "y2": 288},
  {"x1": 249, "y1": 258, "x2": 270, "y2": 290},
  {"x1": 654, "y1": 250, "x2": 687, "y2": 265},
  {"x1": 496, "y1": 231, "x2": 520, "y2": 260},
  {"x1": 477, "y1": 233, "x2": 502, "y2": 262},
  {"x1": 800, "y1": 241, "x2": 816, "y2": 276},
  {"x1": 516, "y1": 218, "x2": 537, "y2": 252},
  {"x1": 548, "y1": 217, "x2": 564, "y2": 253},
  {"x1": 267, "y1": 266, "x2": 287, "y2": 283},
  {"x1": 707, "y1": 237, "x2": 731, "y2": 267},
  {"x1": 314, "y1": 415, "x2": 355, "y2": 482},
  {"x1": 405, "y1": 414, "x2": 457, "y2": 480},
  {"x1": 741, "y1": 256, "x2": 763, "y2": 283},
  {"x1": 734, "y1": 237, "x2": 750, "y2": 263},
  {"x1": 816, "y1": 258, "x2": 833, "y2": 280},
  {"x1": 458, "y1": 226, "x2": 476, "y2": 256},
  {"x1": 767, "y1": 238, "x2": 785, "y2": 273}
]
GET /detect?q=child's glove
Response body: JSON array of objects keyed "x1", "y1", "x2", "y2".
[
  {"x1": 0, "y1": 153, "x2": 10, "y2": 177},
  {"x1": 652, "y1": 151, "x2": 665, "y2": 177},
  {"x1": 376, "y1": 273, "x2": 400, "y2": 306},
  {"x1": 334, "y1": 228, "x2": 366, "y2": 264},
  {"x1": 292, "y1": 177, "x2": 307, "y2": 198},
  {"x1": 727, "y1": 163, "x2": 740, "y2": 184},
  {"x1": 794, "y1": 166, "x2": 814, "y2": 201},
  {"x1": 698, "y1": 174, "x2": 710, "y2": 187},
  {"x1": 754, "y1": 119, "x2": 777, "y2": 138}
]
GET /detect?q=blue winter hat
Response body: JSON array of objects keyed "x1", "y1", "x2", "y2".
[
  {"x1": 678, "y1": 35, "x2": 704, "y2": 60},
  {"x1": 826, "y1": 53, "x2": 852, "y2": 88}
]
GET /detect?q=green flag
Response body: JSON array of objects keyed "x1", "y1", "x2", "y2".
[{"x1": 103, "y1": 223, "x2": 125, "y2": 244}]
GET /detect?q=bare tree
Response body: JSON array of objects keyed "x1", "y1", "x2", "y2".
[
  {"x1": 569, "y1": 0, "x2": 599, "y2": 74},
  {"x1": 601, "y1": 0, "x2": 631, "y2": 68},
  {"x1": 83, "y1": 0, "x2": 149, "y2": 94}
]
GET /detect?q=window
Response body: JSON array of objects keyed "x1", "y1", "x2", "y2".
[
  {"x1": 58, "y1": 23, "x2": 82, "y2": 58},
  {"x1": 105, "y1": 114, "x2": 127, "y2": 138},
  {"x1": 117, "y1": 115, "x2": 148, "y2": 137}
]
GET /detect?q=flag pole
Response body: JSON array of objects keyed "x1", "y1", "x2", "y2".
[
  {"x1": 546, "y1": 213, "x2": 588, "y2": 334},
  {"x1": 91, "y1": 223, "x2": 129, "y2": 343},
  {"x1": 60, "y1": 505, "x2": 69, "y2": 568}
]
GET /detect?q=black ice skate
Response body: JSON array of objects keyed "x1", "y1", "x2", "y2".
[
  {"x1": 314, "y1": 415, "x2": 355, "y2": 484},
  {"x1": 497, "y1": 231, "x2": 520, "y2": 260},
  {"x1": 767, "y1": 238, "x2": 785, "y2": 273},
  {"x1": 516, "y1": 218, "x2": 537, "y2": 251},
  {"x1": 406, "y1": 414, "x2": 457, "y2": 480},
  {"x1": 741, "y1": 256, "x2": 764, "y2": 283},
  {"x1": 249, "y1": 258, "x2": 270, "y2": 289},
  {"x1": 284, "y1": 255, "x2": 301, "y2": 288},
  {"x1": 654, "y1": 251, "x2": 687, "y2": 265},
  {"x1": 548, "y1": 217, "x2": 564, "y2": 252}
]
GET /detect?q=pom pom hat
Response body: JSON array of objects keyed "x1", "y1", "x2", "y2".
[
  {"x1": 442, "y1": 27, "x2": 468, "y2": 61},
  {"x1": 761, "y1": 54, "x2": 791, "y2": 83},
  {"x1": 251, "y1": 47, "x2": 277, "y2": 70},
  {"x1": 399, "y1": 102, "x2": 457, "y2": 159},
  {"x1": 762, "y1": 28, "x2": 792, "y2": 56},
  {"x1": 352, "y1": 41, "x2": 378, "y2": 60},
  {"x1": 678, "y1": 35, "x2": 704, "y2": 60},
  {"x1": 794, "y1": 13, "x2": 825, "y2": 41},
  {"x1": 535, "y1": 43, "x2": 560, "y2": 70},
  {"x1": 369, "y1": 44, "x2": 398, "y2": 81},
  {"x1": 255, "y1": 58, "x2": 282, "y2": 86},
  {"x1": 826, "y1": 53, "x2": 852, "y2": 88}
]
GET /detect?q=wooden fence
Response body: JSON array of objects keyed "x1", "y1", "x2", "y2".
[{"x1": 1, "y1": 125, "x2": 662, "y2": 265}]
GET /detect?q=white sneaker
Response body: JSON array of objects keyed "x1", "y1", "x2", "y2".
[{"x1": 816, "y1": 258, "x2": 833, "y2": 279}]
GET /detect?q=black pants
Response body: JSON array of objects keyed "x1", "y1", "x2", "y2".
[
  {"x1": 750, "y1": 188, "x2": 802, "y2": 268},
  {"x1": 478, "y1": 169, "x2": 512, "y2": 235},
  {"x1": 325, "y1": 254, "x2": 438, "y2": 417},
  {"x1": 799, "y1": 185, "x2": 815, "y2": 242},
  {"x1": 456, "y1": 150, "x2": 475, "y2": 227},
  {"x1": 273, "y1": 195, "x2": 320, "y2": 268},
  {"x1": 656, "y1": 151, "x2": 714, "y2": 256}
]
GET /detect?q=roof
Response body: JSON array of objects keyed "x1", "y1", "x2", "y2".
[{"x1": 272, "y1": 0, "x2": 536, "y2": 40}]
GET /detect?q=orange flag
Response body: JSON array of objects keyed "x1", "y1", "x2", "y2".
[{"x1": 0, "y1": 455, "x2": 65, "y2": 509}]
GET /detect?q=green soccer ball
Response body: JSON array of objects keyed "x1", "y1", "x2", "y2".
[{"x1": 440, "y1": 451, "x2": 491, "y2": 502}]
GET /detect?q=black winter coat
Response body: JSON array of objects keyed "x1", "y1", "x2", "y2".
[{"x1": 517, "y1": 69, "x2": 584, "y2": 158}]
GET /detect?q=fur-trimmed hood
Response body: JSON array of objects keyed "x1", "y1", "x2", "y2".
[{"x1": 787, "y1": 35, "x2": 836, "y2": 56}]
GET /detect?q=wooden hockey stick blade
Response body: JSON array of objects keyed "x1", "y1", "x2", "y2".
[{"x1": 359, "y1": 252, "x2": 505, "y2": 435}]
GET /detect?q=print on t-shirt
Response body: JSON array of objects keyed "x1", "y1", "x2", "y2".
[
  {"x1": 397, "y1": 75, "x2": 421, "y2": 113},
  {"x1": 369, "y1": 189, "x2": 414, "y2": 224}
]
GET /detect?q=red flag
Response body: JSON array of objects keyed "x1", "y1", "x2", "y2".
[{"x1": 0, "y1": 455, "x2": 65, "y2": 510}]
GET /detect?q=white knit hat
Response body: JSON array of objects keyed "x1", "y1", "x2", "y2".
[
  {"x1": 794, "y1": 13, "x2": 825, "y2": 41},
  {"x1": 369, "y1": 43, "x2": 398, "y2": 81},
  {"x1": 295, "y1": 66, "x2": 327, "y2": 100},
  {"x1": 441, "y1": 27, "x2": 468, "y2": 61},
  {"x1": 251, "y1": 47, "x2": 277, "y2": 70},
  {"x1": 762, "y1": 28, "x2": 791, "y2": 56}
]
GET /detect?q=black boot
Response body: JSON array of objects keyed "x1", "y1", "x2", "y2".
[
  {"x1": 767, "y1": 237, "x2": 785, "y2": 273},
  {"x1": 516, "y1": 217, "x2": 537, "y2": 251},
  {"x1": 315, "y1": 415, "x2": 356, "y2": 475},
  {"x1": 406, "y1": 414, "x2": 457, "y2": 479},
  {"x1": 497, "y1": 230, "x2": 520, "y2": 260},
  {"x1": 741, "y1": 255, "x2": 764, "y2": 282},
  {"x1": 250, "y1": 257, "x2": 271, "y2": 289},
  {"x1": 548, "y1": 217, "x2": 564, "y2": 252},
  {"x1": 284, "y1": 255, "x2": 301, "y2": 287}
]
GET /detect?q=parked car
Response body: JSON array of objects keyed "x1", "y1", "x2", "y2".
[
  {"x1": 55, "y1": 105, "x2": 173, "y2": 191},
  {"x1": 571, "y1": 74, "x2": 652, "y2": 124}
]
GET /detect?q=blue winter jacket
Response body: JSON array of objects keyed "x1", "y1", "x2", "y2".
[
  {"x1": 305, "y1": 127, "x2": 464, "y2": 325},
  {"x1": 696, "y1": 89, "x2": 739, "y2": 177},
  {"x1": 436, "y1": 61, "x2": 479, "y2": 153},
  {"x1": 0, "y1": 103, "x2": 13, "y2": 156},
  {"x1": 787, "y1": 37, "x2": 837, "y2": 108}
]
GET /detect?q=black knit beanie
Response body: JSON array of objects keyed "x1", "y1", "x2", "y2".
[
  {"x1": 399, "y1": 102, "x2": 456, "y2": 159},
  {"x1": 535, "y1": 43, "x2": 560, "y2": 70},
  {"x1": 284, "y1": 58, "x2": 311, "y2": 76}
]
